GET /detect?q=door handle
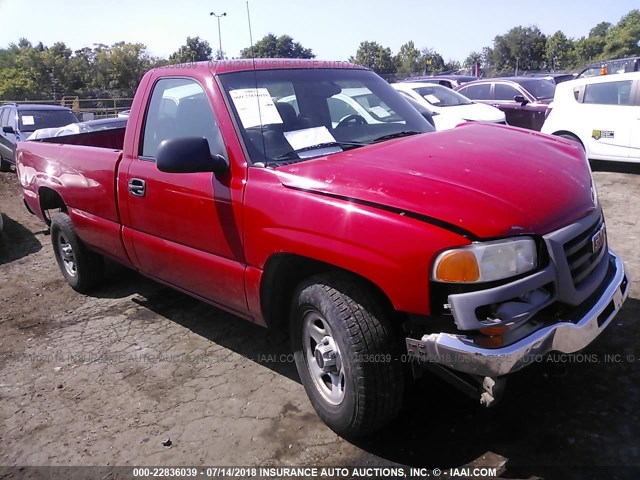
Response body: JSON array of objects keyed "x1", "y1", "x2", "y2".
[{"x1": 128, "y1": 178, "x2": 146, "y2": 197}]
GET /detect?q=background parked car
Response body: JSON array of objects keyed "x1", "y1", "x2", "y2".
[
  {"x1": 455, "y1": 77, "x2": 556, "y2": 131},
  {"x1": 402, "y1": 74, "x2": 478, "y2": 89},
  {"x1": 27, "y1": 117, "x2": 128, "y2": 140},
  {"x1": 576, "y1": 56, "x2": 640, "y2": 79},
  {"x1": 0, "y1": 103, "x2": 79, "y2": 171},
  {"x1": 523, "y1": 72, "x2": 576, "y2": 84},
  {"x1": 541, "y1": 71, "x2": 640, "y2": 163},
  {"x1": 392, "y1": 81, "x2": 505, "y2": 128},
  {"x1": 398, "y1": 96, "x2": 436, "y2": 128}
]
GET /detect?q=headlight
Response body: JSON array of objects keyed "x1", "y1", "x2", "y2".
[{"x1": 432, "y1": 237, "x2": 537, "y2": 283}]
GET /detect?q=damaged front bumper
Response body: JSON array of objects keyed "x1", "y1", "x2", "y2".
[{"x1": 406, "y1": 249, "x2": 629, "y2": 377}]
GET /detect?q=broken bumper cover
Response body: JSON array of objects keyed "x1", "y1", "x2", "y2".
[{"x1": 406, "y1": 249, "x2": 629, "y2": 377}]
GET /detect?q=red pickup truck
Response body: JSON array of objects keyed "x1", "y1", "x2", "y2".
[{"x1": 16, "y1": 60, "x2": 629, "y2": 437}]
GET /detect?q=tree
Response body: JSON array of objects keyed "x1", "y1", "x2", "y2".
[
  {"x1": 393, "y1": 41, "x2": 422, "y2": 74},
  {"x1": 464, "y1": 51, "x2": 483, "y2": 74},
  {"x1": 603, "y1": 9, "x2": 640, "y2": 59},
  {"x1": 491, "y1": 26, "x2": 547, "y2": 73},
  {"x1": 239, "y1": 34, "x2": 314, "y2": 59},
  {"x1": 169, "y1": 36, "x2": 212, "y2": 63},
  {"x1": 545, "y1": 31, "x2": 575, "y2": 71},
  {"x1": 589, "y1": 22, "x2": 612, "y2": 38},
  {"x1": 94, "y1": 42, "x2": 152, "y2": 92},
  {"x1": 443, "y1": 59, "x2": 461, "y2": 72},
  {"x1": 573, "y1": 36, "x2": 606, "y2": 65},
  {"x1": 349, "y1": 41, "x2": 395, "y2": 74},
  {"x1": 419, "y1": 48, "x2": 445, "y2": 74}
]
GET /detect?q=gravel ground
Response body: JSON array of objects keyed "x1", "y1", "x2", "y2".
[{"x1": 0, "y1": 166, "x2": 639, "y2": 480}]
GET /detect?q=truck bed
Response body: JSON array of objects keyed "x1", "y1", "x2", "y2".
[{"x1": 17, "y1": 131, "x2": 128, "y2": 263}]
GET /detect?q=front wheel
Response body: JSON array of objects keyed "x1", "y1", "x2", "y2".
[
  {"x1": 290, "y1": 272, "x2": 404, "y2": 437},
  {"x1": 50, "y1": 213, "x2": 104, "y2": 293},
  {"x1": 557, "y1": 133, "x2": 584, "y2": 150}
]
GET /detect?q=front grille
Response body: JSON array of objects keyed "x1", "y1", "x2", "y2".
[{"x1": 563, "y1": 216, "x2": 607, "y2": 288}]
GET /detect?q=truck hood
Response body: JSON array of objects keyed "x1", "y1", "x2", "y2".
[{"x1": 275, "y1": 123, "x2": 596, "y2": 239}]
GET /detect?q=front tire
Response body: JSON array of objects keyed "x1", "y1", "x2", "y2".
[
  {"x1": 557, "y1": 133, "x2": 584, "y2": 149},
  {"x1": 50, "y1": 213, "x2": 104, "y2": 293},
  {"x1": 291, "y1": 272, "x2": 404, "y2": 437}
]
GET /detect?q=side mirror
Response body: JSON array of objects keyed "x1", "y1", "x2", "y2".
[
  {"x1": 156, "y1": 137, "x2": 228, "y2": 174},
  {"x1": 2, "y1": 126, "x2": 16, "y2": 134},
  {"x1": 513, "y1": 95, "x2": 529, "y2": 105}
]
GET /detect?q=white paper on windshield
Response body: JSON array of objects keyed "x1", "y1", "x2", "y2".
[
  {"x1": 370, "y1": 106, "x2": 391, "y2": 118},
  {"x1": 21, "y1": 115, "x2": 35, "y2": 126},
  {"x1": 229, "y1": 88, "x2": 282, "y2": 128},
  {"x1": 424, "y1": 94, "x2": 441, "y2": 104},
  {"x1": 284, "y1": 126, "x2": 336, "y2": 150}
]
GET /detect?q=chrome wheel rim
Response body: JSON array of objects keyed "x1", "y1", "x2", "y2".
[
  {"x1": 302, "y1": 310, "x2": 346, "y2": 405},
  {"x1": 57, "y1": 234, "x2": 77, "y2": 277}
]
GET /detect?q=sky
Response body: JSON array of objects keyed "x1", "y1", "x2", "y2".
[{"x1": 0, "y1": 0, "x2": 638, "y2": 63}]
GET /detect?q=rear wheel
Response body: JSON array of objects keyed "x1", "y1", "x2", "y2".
[
  {"x1": 0, "y1": 155, "x2": 11, "y2": 172},
  {"x1": 50, "y1": 213, "x2": 104, "y2": 292},
  {"x1": 291, "y1": 272, "x2": 404, "y2": 437}
]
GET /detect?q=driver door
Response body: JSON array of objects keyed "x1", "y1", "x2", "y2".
[{"x1": 122, "y1": 77, "x2": 248, "y2": 314}]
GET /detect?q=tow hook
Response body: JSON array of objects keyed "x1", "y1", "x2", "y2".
[{"x1": 480, "y1": 376, "x2": 506, "y2": 407}]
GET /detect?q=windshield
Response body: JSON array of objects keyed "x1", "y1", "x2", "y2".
[
  {"x1": 518, "y1": 79, "x2": 556, "y2": 100},
  {"x1": 218, "y1": 68, "x2": 434, "y2": 165},
  {"x1": 18, "y1": 109, "x2": 79, "y2": 133},
  {"x1": 412, "y1": 85, "x2": 473, "y2": 106}
]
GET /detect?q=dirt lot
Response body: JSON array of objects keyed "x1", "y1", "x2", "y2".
[{"x1": 0, "y1": 167, "x2": 639, "y2": 480}]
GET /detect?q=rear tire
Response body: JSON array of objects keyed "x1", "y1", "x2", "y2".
[
  {"x1": 50, "y1": 213, "x2": 104, "y2": 293},
  {"x1": 290, "y1": 272, "x2": 404, "y2": 437},
  {"x1": 0, "y1": 156, "x2": 11, "y2": 172}
]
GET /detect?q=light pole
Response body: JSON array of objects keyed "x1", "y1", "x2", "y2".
[{"x1": 210, "y1": 11, "x2": 227, "y2": 60}]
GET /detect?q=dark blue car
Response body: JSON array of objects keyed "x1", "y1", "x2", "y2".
[{"x1": 0, "y1": 103, "x2": 79, "y2": 171}]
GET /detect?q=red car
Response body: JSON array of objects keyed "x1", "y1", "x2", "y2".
[
  {"x1": 16, "y1": 60, "x2": 628, "y2": 436},
  {"x1": 455, "y1": 77, "x2": 556, "y2": 131}
]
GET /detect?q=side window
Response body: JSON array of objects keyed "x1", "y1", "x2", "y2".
[
  {"x1": 583, "y1": 80, "x2": 633, "y2": 105},
  {"x1": 0, "y1": 108, "x2": 7, "y2": 127},
  {"x1": 459, "y1": 84, "x2": 491, "y2": 100},
  {"x1": 141, "y1": 78, "x2": 224, "y2": 158},
  {"x1": 494, "y1": 84, "x2": 521, "y2": 101}
]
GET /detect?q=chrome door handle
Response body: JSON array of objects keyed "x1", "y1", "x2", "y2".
[{"x1": 128, "y1": 178, "x2": 146, "y2": 197}]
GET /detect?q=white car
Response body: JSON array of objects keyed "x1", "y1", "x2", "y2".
[
  {"x1": 541, "y1": 72, "x2": 640, "y2": 163},
  {"x1": 27, "y1": 117, "x2": 128, "y2": 140},
  {"x1": 280, "y1": 88, "x2": 406, "y2": 128},
  {"x1": 392, "y1": 81, "x2": 505, "y2": 130}
]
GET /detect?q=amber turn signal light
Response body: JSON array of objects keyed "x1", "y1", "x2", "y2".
[
  {"x1": 434, "y1": 250, "x2": 480, "y2": 282},
  {"x1": 479, "y1": 325, "x2": 509, "y2": 336}
]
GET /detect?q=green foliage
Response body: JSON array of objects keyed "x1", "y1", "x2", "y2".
[
  {"x1": 169, "y1": 37, "x2": 212, "y2": 63},
  {"x1": 603, "y1": 9, "x2": 640, "y2": 59},
  {"x1": 239, "y1": 34, "x2": 314, "y2": 59},
  {"x1": 349, "y1": 41, "x2": 396, "y2": 74},
  {"x1": 545, "y1": 31, "x2": 575, "y2": 71},
  {"x1": 420, "y1": 48, "x2": 445, "y2": 74},
  {"x1": 0, "y1": 7, "x2": 638, "y2": 101},
  {"x1": 490, "y1": 26, "x2": 547, "y2": 73},
  {"x1": 0, "y1": 41, "x2": 153, "y2": 100},
  {"x1": 394, "y1": 41, "x2": 422, "y2": 74}
]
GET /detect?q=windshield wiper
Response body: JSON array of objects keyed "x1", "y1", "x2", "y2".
[
  {"x1": 275, "y1": 141, "x2": 368, "y2": 160},
  {"x1": 372, "y1": 131, "x2": 422, "y2": 143}
]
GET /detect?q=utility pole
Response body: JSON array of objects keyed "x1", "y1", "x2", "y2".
[{"x1": 210, "y1": 11, "x2": 227, "y2": 60}]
